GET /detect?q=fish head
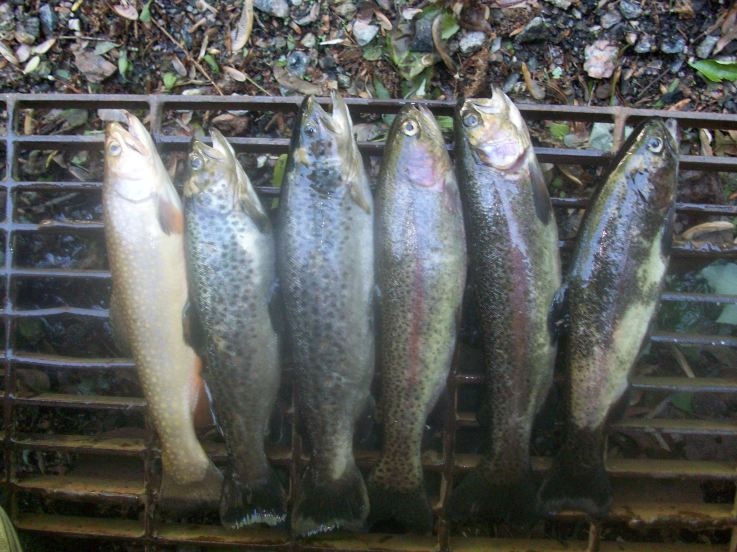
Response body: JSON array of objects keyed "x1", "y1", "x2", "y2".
[
  {"x1": 387, "y1": 104, "x2": 450, "y2": 189},
  {"x1": 184, "y1": 129, "x2": 238, "y2": 204},
  {"x1": 617, "y1": 118, "x2": 679, "y2": 214},
  {"x1": 104, "y1": 112, "x2": 160, "y2": 202},
  {"x1": 457, "y1": 87, "x2": 532, "y2": 174},
  {"x1": 293, "y1": 94, "x2": 360, "y2": 180}
]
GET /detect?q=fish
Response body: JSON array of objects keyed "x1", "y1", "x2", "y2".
[
  {"x1": 102, "y1": 112, "x2": 222, "y2": 511},
  {"x1": 368, "y1": 105, "x2": 466, "y2": 533},
  {"x1": 538, "y1": 118, "x2": 679, "y2": 518},
  {"x1": 447, "y1": 89, "x2": 562, "y2": 525},
  {"x1": 183, "y1": 129, "x2": 286, "y2": 528},
  {"x1": 277, "y1": 94, "x2": 374, "y2": 537}
]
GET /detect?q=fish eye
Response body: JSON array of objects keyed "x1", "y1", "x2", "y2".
[
  {"x1": 463, "y1": 113, "x2": 479, "y2": 127},
  {"x1": 647, "y1": 136, "x2": 663, "y2": 153},
  {"x1": 108, "y1": 141, "x2": 122, "y2": 156},
  {"x1": 304, "y1": 124, "x2": 317, "y2": 136},
  {"x1": 190, "y1": 154, "x2": 203, "y2": 171},
  {"x1": 402, "y1": 119, "x2": 418, "y2": 136}
]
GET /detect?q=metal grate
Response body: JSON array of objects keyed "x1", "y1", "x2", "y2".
[{"x1": 1, "y1": 93, "x2": 737, "y2": 551}]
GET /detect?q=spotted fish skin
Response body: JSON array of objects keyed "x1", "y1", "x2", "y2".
[
  {"x1": 277, "y1": 95, "x2": 374, "y2": 537},
  {"x1": 448, "y1": 89, "x2": 561, "y2": 526},
  {"x1": 103, "y1": 112, "x2": 222, "y2": 511},
  {"x1": 184, "y1": 130, "x2": 285, "y2": 528},
  {"x1": 368, "y1": 105, "x2": 466, "y2": 534},
  {"x1": 539, "y1": 119, "x2": 679, "y2": 518}
]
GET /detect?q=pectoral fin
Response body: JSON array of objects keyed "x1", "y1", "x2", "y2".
[
  {"x1": 156, "y1": 187, "x2": 185, "y2": 235},
  {"x1": 348, "y1": 180, "x2": 371, "y2": 214}
]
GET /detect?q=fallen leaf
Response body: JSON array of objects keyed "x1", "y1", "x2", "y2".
[
  {"x1": 171, "y1": 56, "x2": 187, "y2": 77},
  {"x1": 0, "y1": 41, "x2": 19, "y2": 65},
  {"x1": 689, "y1": 59, "x2": 737, "y2": 82},
  {"x1": 232, "y1": 0, "x2": 254, "y2": 52},
  {"x1": 32, "y1": 38, "x2": 56, "y2": 55},
  {"x1": 74, "y1": 50, "x2": 117, "y2": 83},
  {"x1": 113, "y1": 1, "x2": 139, "y2": 21},
  {"x1": 224, "y1": 65, "x2": 247, "y2": 82},
  {"x1": 432, "y1": 15, "x2": 456, "y2": 73},
  {"x1": 521, "y1": 62, "x2": 545, "y2": 100},
  {"x1": 681, "y1": 221, "x2": 735, "y2": 241},
  {"x1": 699, "y1": 128, "x2": 713, "y2": 156},
  {"x1": 273, "y1": 66, "x2": 324, "y2": 95},
  {"x1": 22, "y1": 55, "x2": 40, "y2": 75}
]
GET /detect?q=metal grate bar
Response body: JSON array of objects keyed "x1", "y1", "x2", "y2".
[{"x1": 2, "y1": 94, "x2": 737, "y2": 550}]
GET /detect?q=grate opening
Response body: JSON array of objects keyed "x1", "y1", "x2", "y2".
[{"x1": 1, "y1": 93, "x2": 736, "y2": 551}]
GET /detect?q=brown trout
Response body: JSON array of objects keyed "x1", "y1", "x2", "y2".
[
  {"x1": 538, "y1": 118, "x2": 679, "y2": 517},
  {"x1": 184, "y1": 129, "x2": 286, "y2": 528},
  {"x1": 368, "y1": 105, "x2": 466, "y2": 533},
  {"x1": 448, "y1": 89, "x2": 561, "y2": 525},
  {"x1": 278, "y1": 95, "x2": 374, "y2": 537},
  {"x1": 103, "y1": 112, "x2": 222, "y2": 510}
]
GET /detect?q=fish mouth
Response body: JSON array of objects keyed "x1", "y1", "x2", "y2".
[{"x1": 106, "y1": 120, "x2": 147, "y2": 156}]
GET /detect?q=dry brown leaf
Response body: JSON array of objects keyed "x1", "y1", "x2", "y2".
[
  {"x1": 113, "y1": 1, "x2": 139, "y2": 21},
  {"x1": 273, "y1": 66, "x2": 324, "y2": 95},
  {"x1": 713, "y1": 28, "x2": 737, "y2": 55},
  {"x1": 171, "y1": 56, "x2": 187, "y2": 77},
  {"x1": 224, "y1": 65, "x2": 247, "y2": 82},
  {"x1": 0, "y1": 41, "x2": 19, "y2": 65},
  {"x1": 521, "y1": 62, "x2": 545, "y2": 100},
  {"x1": 681, "y1": 221, "x2": 735, "y2": 241},
  {"x1": 374, "y1": 10, "x2": 392, "y2": 31},
  {"x1": 699, "y1": 128, "x2": 713, "y2": 157},
  {"x1": 232, "y1": 0, "x2": 254, "y2": 52},
  {"x1": 431, "y1": 15, "x2": 456, "y2": 74},
  {"x1": 32, "y1": 38, "x2": 56, "y2": 55}
]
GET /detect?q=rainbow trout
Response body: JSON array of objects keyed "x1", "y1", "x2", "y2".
[
  {"x1": 538, "y1": 119, "x2": 679, "y2": 517},
  {"x1": 448, "y1": 89, "x2": 561, "y2": 525},
  {"x1": 183, "y1": 129, "x2": 285, "y2": 528},
  {"x1": 103, "y1": 112, "x2": 222, "y2": 510},
  {"x1": 368, "y1": 105, "x2": 466, "y2": 533},
  {"x1": 278, "y1": 95, "x2": 374, "y2": 537}
]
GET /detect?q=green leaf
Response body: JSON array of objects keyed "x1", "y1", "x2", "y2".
[
  {"x1": 18, "y1": 319, "x2": 43, "y2": 343},
  {"x1": 670, "y1": 392, "x2": 694, "y2": 414},
  {"x1": 688, "y1": 59, "x2": 737, "y2": 83},
  {"x1": 272, "y1": 153, "x2": 288, "y2": 187},
  {"x1": 139, "y1": 0, "x2": 152, "y2": 23},
  {"x1": 700, "y1": 262, "x2": 737, "y2": 325},
  {"x1": 373, "y1": 77, "x2": 391, "y2": 99},
  {"x1": 117, "y1": 49, "x2": 129, "y2": 80},
  {"x1": 162, "y1": 72, "x2": 178, "y2": 91},
  {"x1": 436, "y1": 115, "x2": 453, "y2": 133},
  {"x1": 362, "y1": 43, "x2": 383, "y2": 61},
  {"x1": 203, "y1": 53, "x2": 220, "y2": 73},
  {"x1": 94, "y1": 41, "x2": 117, "y2": 55},
  {"x1": 438, "y1": 12, "x2": 459, "y2": 40},
  {"x1": 549, "y1": 122, "x2": 569, "y2": 140}
]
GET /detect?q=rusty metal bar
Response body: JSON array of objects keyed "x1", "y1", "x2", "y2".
[{"x1": 2, "y1": 94, "x2": 737, "y2": 550}]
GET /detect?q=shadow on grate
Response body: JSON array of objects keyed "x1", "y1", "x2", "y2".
[{"x1": 0, "y1": 93, "x2": 736, "y2": 551}]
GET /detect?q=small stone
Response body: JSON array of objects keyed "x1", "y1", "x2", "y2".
[
  {"x1": 74, "y1": 50, "x2": 117, "y2": 83},
  {"x1": 459, "y1": 31, "x2": 486, "y2": 54},
  {"x1": 15, "y1": 43, "x2": 30, "y2": 63},
  {"x1": 254, "y1": 0, "x2": 290, "y2": 19},
  {"x1": 333, "y1": 2, "x2": 356, "y2": 17},
  {"x1": 584, "y1": 39, "x2": 618, "y2": 79},
  {"x1": 290, "y1": 0, "x2": 302, "y2": 5},
  {"x1": 337, "y1": 72, "x2": 351, "y2": 88},
  {"x1": 619, "y1": 0, "x2": 642, "y2": 19},
  {"x1": 502, "y1": 72, "x2": 520, "y2": 92},
  {"x1": 696, "y1": 35, "x2": 719, "y2": 59},
  {"x1": 670, "y1": 58, "x2": 684, "y2": 73},
  {"x1": 68, "y1": 18, "x2": 81, "y2": 32},
  {"x1": 24, "y1": 17, "x2": 41, "y2": 40},
  {"x1": 600, "y1": 10, "x2": 621, "y2": 29},
  {"x1": 352, "y1": 19, "x2": 379, "y2": 46},
  {"x1": 410, "y1": 16, "x2": 434, "y2": 52},
  {"x1": 516, "y1": 16, "x2": 549, "y2": 44},
  {"x1": 625, "y1": 32, "x2": 638, "y2": 45},
  {"x1": 634, "y1": 34, "x2": 654, "y2": 53},
  {"x1": 319, "y1": 55, "x2": 336, "y2": 70},
  {"x1": 660, "y1": 36, "x2": 685, "y2": 54},
  {"x1": 544, "y1": 0, "x2": 572, "y2": 8},
  {"x1": 286, "y1": 50, "x2": 309, "y2": 77},
  {"x1": 39, "y1": 5, "x2": 57, "y2": 36},
  {"x1": 301, "y1": 32, "x2": 316, "y2": 48}
]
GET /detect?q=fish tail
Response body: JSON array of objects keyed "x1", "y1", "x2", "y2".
[
  {"x1": 537, "y1": 428, "x2": 612, "y2": 518},
  {"x1": 291, "y1": 464, "x2": 369, "y2": 537},
  {"x1": 366, "y1": 472, "x2": 433, "y2": 533},
  {"x1": 220, "y1": 468, "x2": 287, "y2": 528},
  {"x1": 159, "y1": 460, "x2": 223, "y2": 512},
  {"x1": 446, "y1": 464, "x2": 540, "y2": 527}
]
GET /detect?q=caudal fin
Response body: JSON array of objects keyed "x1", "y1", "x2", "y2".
[
  {"x1": 220, "y1": 468, "x2": 287, "y2": 528},
  {"x1": 291, "y1": 465, "x2": 369, "y2": 537},
  {"x1": 537, "y1": 429, "x2": 612, "y2": 518},
  {"x1": 446, "y1": 466, "x2": 539, "y2": 527},
  {"x1": 159, "y1": 460, "x2": 223, "y2": 513},
  {"x1": 367, "y1": 475, "x2": 433, "y2": 534}
]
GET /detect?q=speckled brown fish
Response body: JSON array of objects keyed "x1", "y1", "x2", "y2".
[
  {"x1": 538, "y1": 118, "x2": 679, "y2": 518},
  {"x1": 184, "y1": 129, "x2": 285, "y2": 528},
  {"x1": 278, "y1": 94, "x2": 374, "y2": 537},
  {"x1": 103, "y1": 112, "x2": 222, "y2": 511},
  {"x1": 368, "y1": 105, "x2": 466, "y2": 533},
  {"x1": 447, "y1": 89, "x2": 561, "y2": 526}
]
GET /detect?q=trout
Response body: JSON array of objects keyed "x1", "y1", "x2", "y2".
[
  {"x1": 103, "y1": 112, "x2": 222, "y2": 510},
  {"x1": 184, "y1": 129, "x2": 286, "y2": 528},
  {"x1": 278, "y1": 95, "x2": 374, "y2": 537},
  {"x1": 368, "y1": 105, "x2": 466, "y2": 533},
  {"x1": 448, "y1": 89, "x2": 561, "y2": 525},
  {"x1": 538, "y1": 118, "x2": 679, "y2": 517}
]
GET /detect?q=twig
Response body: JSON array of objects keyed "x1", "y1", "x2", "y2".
[{"x1": 150, "y1": 16, "x2": 224, "y2": 95}]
